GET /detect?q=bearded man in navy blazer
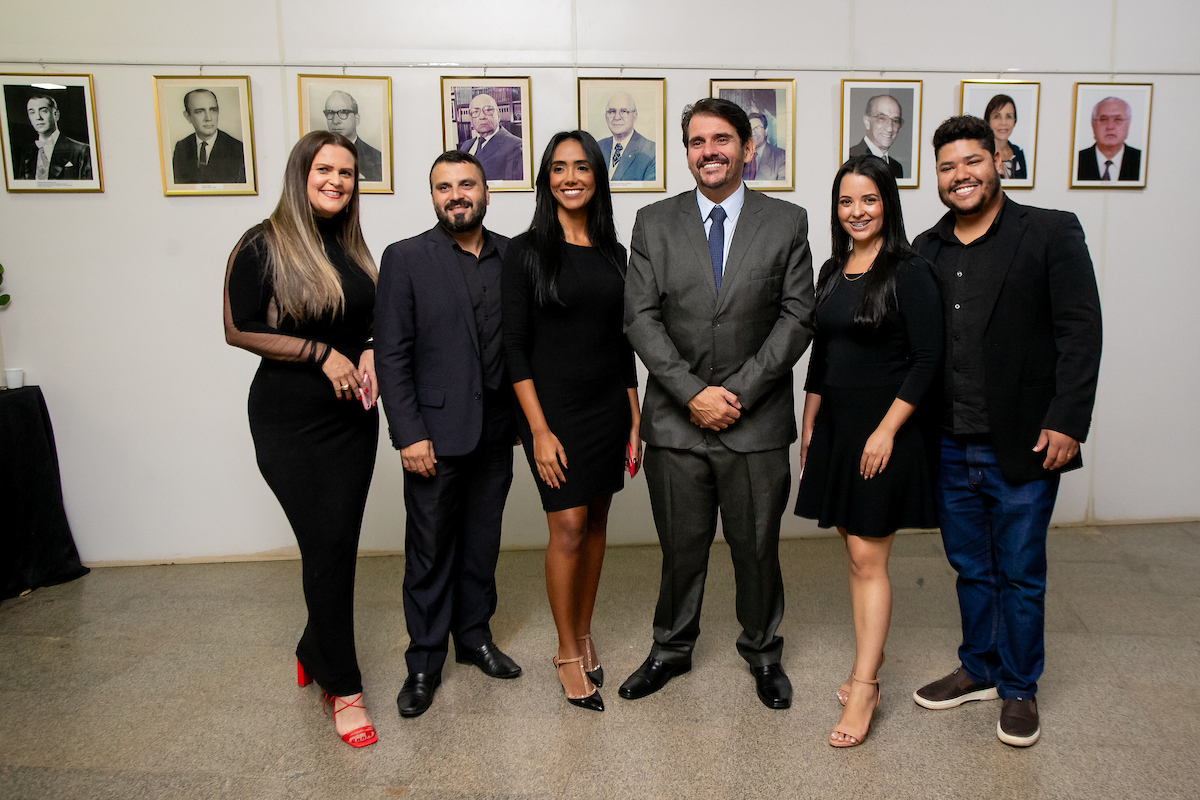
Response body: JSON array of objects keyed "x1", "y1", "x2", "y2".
[
  {"x1": 912, "y1": 116, "x2": 1101, "y2": 748},
  {"x1": 621, "y1": 98, "x2": 815, "y2": 710},
  {"x1": 375, "y1": 150, "x2": 522, "y2": 720}
]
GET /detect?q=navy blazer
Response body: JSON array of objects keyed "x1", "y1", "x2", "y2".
[
  {"x1": 16, "y1": 135, "x2": 92, "y2": 180},
  {"x1": 375, "y1": 225, "x2": 513, "y2": 456},
  {"x1": 172, "y1": 129, "x2": 246, "y2": 184},
  {"x1": 599, "y1": 130, "x2": 656, "y2": 181},
  {"x1": 914, "y1": 197, "x2": 1102, "y2": 483},
  {"x1": 458, "y1": 126, "x2": 523, "y2": 182},
  {"x1": 1077, "y1": 144, "x2": 1141, "y2": 181}
]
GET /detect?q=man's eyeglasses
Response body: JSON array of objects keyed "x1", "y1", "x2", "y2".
[
  {"x1": 323, "y1": 109, "x2": 355, "y2": 120},
  {"x1": 1093, "y1": 115, "x2": 1128, "y2": 125},
  {"x1": 605, "y1": 108, "x2": 635, "y2": 117},
  {"x1": 470, "y1": 106, "x2": 498, "y2": 118},
  {"x1": 868, "y1": 114, "x2": 903, "y2": 128}
]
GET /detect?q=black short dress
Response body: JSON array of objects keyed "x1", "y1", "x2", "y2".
[
  {"x1": 502, "y1": 234, "x2": 637, "y2": 512},
  {"x1": 794, "y1": 257, "x2": 943, "y2": 537}
]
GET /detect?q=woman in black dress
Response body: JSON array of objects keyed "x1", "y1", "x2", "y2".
[
  {"x1": 795, "y1": 155, "x2": 943, "y2": 747},
  {"x1": 223, "y1": 131, "x2": 380, "y2": 747},
  {"x1": 502, "y1": 130, "x2": 640, "y2": 712}
]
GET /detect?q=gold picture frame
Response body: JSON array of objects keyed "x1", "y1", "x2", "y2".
[
  {"x1": 960, "y1": 80, "x2": 1040, "y2": 190},
  {"x1": 153, "y1": 75, "x2": 257, "y2": 196},
  {"x1": 440, "y1": 76, "x2": 532, "y2": 191},
  {"x1": 298, "y1": 74, "x2": 393, "y2": 194},
  {"x1": 709, "y1": 78, "x2": 795, "y2": 191},
  {"x1": 1069, "y1": 82, "x2": 1152, "y2": 189},
  {"x1": 1, "y1": 73, "x2": 103, "y2": 193},
  {"x1": 840, "y1": 79, "x2": 923, "y2": 189},
  {"x1": 577, "y1": 77, "x2": 666, "y2": 193}
]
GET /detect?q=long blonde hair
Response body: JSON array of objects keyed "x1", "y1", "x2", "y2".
[{"x1": 260, "y1": 130, "x2": 377, "y2": 323}]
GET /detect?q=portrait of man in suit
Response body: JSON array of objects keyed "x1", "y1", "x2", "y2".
[
  {"x1": 375, "y1": 150, "x2": 522, "y2": 718},
  {"x1": 597, "y1": 90, "x2": 656, "y2": 182},
  {"x1": 171, "y1": 89, "x2": 246, "y2": 185},
  {"x1": 14, "y1": 93, "x2": 92, "y2": 181},
  {"x1": 849, "y1": 94, "x2": 905, "y2": 179},
  {"x1": 621, "y1": 97, "x2": 815, "y2": 709},
  {"x1": 323, "y1": 90, "x2": 382, "y2": 182},
  {"x1": 457, "y1": 92, "x2": 523, "y2": 182},
  {"x1": 1077, "y1": 97, "x2": 1141, "y2": 182},
  {"x1": 743, "y1": 112, "x2": 785, "y2": 181}
]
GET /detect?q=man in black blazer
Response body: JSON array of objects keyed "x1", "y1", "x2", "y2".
[
  {"x1": 621, "y1": 98, "x2": 815, "y2": 709},
  {"x1": 15, "y1": 93, "x2": 92, "y2": 180},
  {"x1": 323, "y1": 90, "x2": 383, "y2": 182},
  {"x1": 375, "y1": 150, "x2": 521, "y2": 718},
  {"x1": 171, "y1": 89, "x2": 246, "y2": 184},
  {"x1": 912, "y1": 116, "x2": 1102, "y2": 748},
  {"x1": 457, "y1": 93, "x2": 523, "y2": 182},
  {"x1": 1076, "y1": 97, "x2": 1141, "y2": 181}
]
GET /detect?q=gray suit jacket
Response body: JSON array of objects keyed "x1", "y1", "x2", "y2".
[
  {"x1": 599, "y1": 130, "x2": 656, "y2": 181},
  {"x1": 624, "y1": 188, "x2": 815, "y2": 452}
]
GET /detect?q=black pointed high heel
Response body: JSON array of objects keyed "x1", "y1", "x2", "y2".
[{"x1": 553, "y1": 655, "x2": 603, "y2": 712}]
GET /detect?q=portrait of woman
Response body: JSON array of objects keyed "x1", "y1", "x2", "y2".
[
  {"x1": 794, "y1": 154, "x2": 943, "y2": 747},
  {"x1": 985, "y1": 94, "x2": 1026, "y2": 180},
  {"x1": 502, "y1": 130, "x2": 641, "y2": 713},
  {"x1": 223, "y1": 130, "x2": 380, "y2": 747}
]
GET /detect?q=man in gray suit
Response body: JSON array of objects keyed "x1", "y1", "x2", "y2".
[
  {"x1": 621, "y1": 98, "x2": 815, "y2": 709},
  {"x1": 743, "y1": 112, "x2": 785, "y2": 181}
]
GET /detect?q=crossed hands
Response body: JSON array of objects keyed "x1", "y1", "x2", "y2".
[{"x1": 688, "y1": 386, "x2": 741, "y2": 431}]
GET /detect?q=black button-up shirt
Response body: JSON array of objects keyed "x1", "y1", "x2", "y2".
[
  {"x1": 928, "y1": 201, "x2": 1009, "y2": 435},
  {"x1": 437, "y1": 225, "x2": 505, "y2": 391}
]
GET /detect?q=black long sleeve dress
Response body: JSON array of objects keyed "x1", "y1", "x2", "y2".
[
  {"x1": 224, "y1": 214, "x2": 378, "y2": 697},
  {"x1": 501, "y1": 234, "x2": 638, "y2": 512},
  {"x1": 794, "y1": 257, "x2": 943, "y2": 537}
]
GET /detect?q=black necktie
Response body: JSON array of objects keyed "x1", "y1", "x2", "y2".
[
  {"x1": 198, "y1": 141, "x2": 208, "y2": 169},
  {"x1": 1101, "y1": 160, "x2": 1113, "y2": 181},
  {"x1": 708, "y1": 206, "x2": 727, "y2": 292}
]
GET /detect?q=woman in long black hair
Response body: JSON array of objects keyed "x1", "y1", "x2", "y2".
[
  {"x1": 795, "y1": 154, "x2": 943, "y2": 747},
  {"x1": 224, "y1": 130, "x2": 379, "y2": 747},
  {"x1": 502, "y1": 130, "x2": 641, "y2": 712}
]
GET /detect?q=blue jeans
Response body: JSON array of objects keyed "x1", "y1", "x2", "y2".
[{"x1": 935, "y1": 435, "x2": 1059, "y2": 699}]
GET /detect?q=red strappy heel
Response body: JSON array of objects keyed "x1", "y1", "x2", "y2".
[
  {"x1": 297, "y1": 659, "x2": 313, "y2": 687},
  {"x1": 324, "y1": 693, "x2": 378, "y2": 748}
]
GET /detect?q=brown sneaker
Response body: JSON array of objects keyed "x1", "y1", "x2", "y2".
[
  {"x1": 913, "y1": 666, "x2": 1000, "y2": 710},
  {"x1": 997, "y1": 696, "x2": 1040, "y2": 746}
]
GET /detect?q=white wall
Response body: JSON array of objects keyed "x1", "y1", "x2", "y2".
[{"x1": 1, "y1": 0, "x2": 1197, "y2": 563}]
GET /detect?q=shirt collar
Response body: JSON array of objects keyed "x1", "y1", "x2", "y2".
[
  {"x1": 863, "y1": 136, "x2": 887, "y2": 158},
  {"x1": 195, "y1": 131, "x2": 218, "y2": 147},
  {"x1": 932, "y1": 194, "x2": 1010, "y2": 244},
  {"x1": 433, "y1": 223, "x2": 497, "y2": 258},
  {"x1": 37, "y1": 129, "x2": 61, "y2": 150},
  {"x1": 695, "y1": 181, "x2": 747, "y2": 222}
]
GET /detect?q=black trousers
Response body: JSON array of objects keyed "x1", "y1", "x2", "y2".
[
  {"x1": 250, "y1": 364, "x2": 379, "y2": 698},
  {"x1": 401, "y1": 395, "x2": 514, "y2": 674},
  {"x1": 643, "y1": 436, "x2": 790, "y2": 668}
]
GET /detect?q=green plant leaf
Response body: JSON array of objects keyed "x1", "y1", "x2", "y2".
[{"x1": 0, "y1": 294, "x2": 9, "y2": 306}]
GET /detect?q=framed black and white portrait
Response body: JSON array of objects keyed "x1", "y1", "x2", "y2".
[
  {"x1": 153, "y1": 75, "x2": 257, "y2": 196},
  {"x1": 961, "y1": 80, "x2": 1040, "y2": 189},
  {"x1": 1, "y1": 73, "x2": 103, "y2": 193},
  {"x1": 840, "y1": 80, "x2": 922, "y2": 189},
  {"x1": 710, "y1": 78, "x2": 795, "y2": 191},
  {"x1": 298, "y1": 75, "x2": 392, "y2": 194},
  {"x1": 440, "y1": 76, "x2": 532, "y2": 191},
  {"x1": 577, "y1": 77, "x2": 665, "y2": 192},
  {"x1": 1070, "y1": 83, "x2": 1152, "y2": 189}
]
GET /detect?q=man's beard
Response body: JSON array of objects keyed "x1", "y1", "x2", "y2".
[{"x1": 437, "y1": 200, "x2": 486, "y2": 233}]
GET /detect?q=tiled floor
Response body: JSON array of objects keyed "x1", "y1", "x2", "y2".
[{"x1": 1, "y1": 522, "x2": 1197, "y2": 799}]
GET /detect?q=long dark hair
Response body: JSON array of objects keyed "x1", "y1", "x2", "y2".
[
  {"x1": 815, "y1": 154, "x2": 913, "y2": 328},
  {"x1": 524, "y1": 130, "x2": 622, "y2": 306}
]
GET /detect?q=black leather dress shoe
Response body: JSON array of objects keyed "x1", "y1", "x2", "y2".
[
  {"x1": 455, "y1": 642, "x2": 522, "y2": 679},
  {"x1": 618, "y1": 654, "x2": 692, "y2": 700},
  {"x1": 752, "y1": 663, "x2": 792, "y2": 709},
  {"x1": 397, "y1": 671, "x2": 441, "y2": 718}
]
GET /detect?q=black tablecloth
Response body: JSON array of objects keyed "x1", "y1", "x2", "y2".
[{"x1": 0, "y1": 385, "x2": 88, "y2": 601}]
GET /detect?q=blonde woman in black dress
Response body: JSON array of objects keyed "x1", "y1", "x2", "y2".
[
  {"x1": 795, "y1": 154, "x2": 943, "y2": 747},
  {"x1": 503, "y1": 130, "x2": 640, "y2": 712},
  {"x1": 224, "y1": 131, "x2": 379, "y2": 747}
]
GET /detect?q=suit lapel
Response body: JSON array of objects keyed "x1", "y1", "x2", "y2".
[
  {"x1": 678, "y1": 194, "x2": 719, "y2": 301},
  {"x1": 975, "y1": 198, "x2": 1028, "y2": 331},
  {"x1": 717, "y1": 190, "x2": 763, "y2": 303}
]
